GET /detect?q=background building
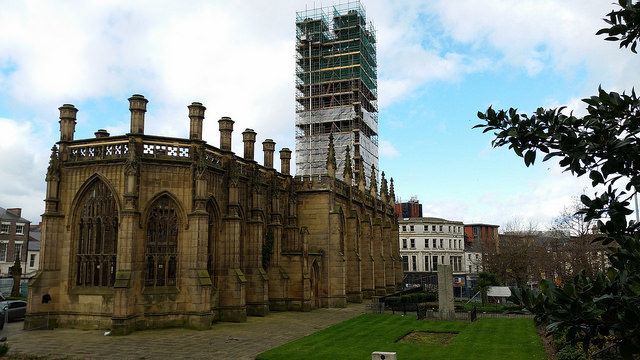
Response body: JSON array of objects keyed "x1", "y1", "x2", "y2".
[
  {"x1": 295, "y1": 1, "x2": 378, "y2": 182},
  {"x1": 394, "y1": 196, "x2": 422, "y2": 218},
  {"x1": 399, "y1": 217, "x2": 466, "y2": 295},
  {"x1": 26, "y1": 223, "x2": 41, "y2": 278},
  {"x1": 0, "y1": 207, "x2": 30, "y2": 277},
  {"x1": 464, "y1": 223, "x2": 499, "y2": 250}
]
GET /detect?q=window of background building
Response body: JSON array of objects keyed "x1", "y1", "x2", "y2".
[
  {"x1": 439, "y1": 225, "x2": 443, "y2": 231},
  {"x1": 449, "y1": 239, "x2": 452, "y2": 248},
  {"x1": 15, "y1": 224, "x2": 24, "y2": 235},
  {"x1": 440, "y1": 239, "x2": 443, "y2": 248},
  {"x1": 410, "y1": 239, "x2": 415, "y2": 248},
  {"x1": 0, "y1": 243, "x2": 6, "y2": 262},
  {"x1": 14, "y1": 244, "x2": 22, "y2": 261},
  {"x1": 433, "y1": 239, "x2": 437, "y2": 248},
  {"x1": 448, "y1": 226, "x2": 451, "y2": 232},
  {"x1": 402, "y1": 239, "x2": 407, "y2": 249},
  {"x1": 441, "y1": 255, "x2": 445, "y2": 264},
  {"x1": 425, "y1": 239, "x2": 429, "y2": 248},
  {"x1": 411, "y1": 256, "x2": 417, "y2": 271},
  {"x1": 425, "y1": 256, "x2": 429, "y2": 271},
  {"x1": 409, "y1": 225, "x2": 414, "y2": 231},
  {"x1": 432, "y1": 225, "x2": 436, "y2": 231},
  {"x1": 402, "y1": 225, "x2": 406, "y2": 231},
  {"x1": 432, "y1": 256, "x2": 438, "y2": 271},
  {"x1": 402, "y1": 256, "x2": 409, "y2": 271},
  {"x1": 424, "y1": 225, "x2": 428, "y2": 231},
  {"x1": 30, "y1": 253, "x2": 36, "y2": 267},
  {"x1": 0, "y1": 224, "x2": 8, "y2": 234},
  {"x1": 469, "y1": 265, "x2": 472, "y2": 273}
]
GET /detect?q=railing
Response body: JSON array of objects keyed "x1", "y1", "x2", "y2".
[
  {"x1": 68, "y1": 141, "x2": 129, "y2": 162},
  {"x1": 142, "y1": 142, "x2": 190, "y2": 159}
]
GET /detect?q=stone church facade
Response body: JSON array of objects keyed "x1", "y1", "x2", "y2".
[{"x1": 25, "y1": 95, "x2": 402, "y2": 334}]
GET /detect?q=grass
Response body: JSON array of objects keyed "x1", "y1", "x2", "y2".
[{"x1": 257, "y1": 314, "x2": 546, "y2": 360}]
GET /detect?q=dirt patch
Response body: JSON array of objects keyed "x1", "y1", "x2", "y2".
[
  {"x1": 396, "y1": 331, "x2": 458, "y2": 345},
  {"x1": 537, "y1": 325, "x2": 556, "y2": 360}
]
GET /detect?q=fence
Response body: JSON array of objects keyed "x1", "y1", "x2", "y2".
[
  {"x1": 0, "y1": 279, "x2": 28, "y2": 298},
  {"x1": 373, "y1": 302, "x2": 533, "y2": 322}
]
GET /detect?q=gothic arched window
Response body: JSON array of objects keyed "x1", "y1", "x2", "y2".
[
  {"x1": 76, "y1": 180, "x2": 118, "y2": 287},
  {"x1": 145, "y1": 196, "x2": 178, "y2": 287}
]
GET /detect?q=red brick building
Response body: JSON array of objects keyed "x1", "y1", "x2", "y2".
[
  {"x1": 395, "y1": 198, "x2": 422, "y2": 219},
  {"x1": 464, "y1": 223, "x2": 499, "y2": 250}
]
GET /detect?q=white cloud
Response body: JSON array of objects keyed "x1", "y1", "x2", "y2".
[
  {"x1": 0, "y1": 118, "x2": 50, "y2": 222},
  {"x1": 430, "y1": 0, "x2": 640, "y2": 92},
  {"x1": 461, "y1": 163, "x2": 594, "y2": 228},
  {"x1": 379, "y1": 139, "x2": 400, "y2": 159}
]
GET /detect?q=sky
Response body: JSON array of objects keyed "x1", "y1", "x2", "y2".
[{"x1": 0, "y1": 0, "x2": 638, "y2": 229}]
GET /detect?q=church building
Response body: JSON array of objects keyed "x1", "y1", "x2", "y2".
[{"x1": 25, "y1": 95, "x2": 401, "y2": 334}]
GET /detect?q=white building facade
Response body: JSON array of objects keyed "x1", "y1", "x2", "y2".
[{"x1": 399, "y1": 217, "x2": 466, "y2": 279}]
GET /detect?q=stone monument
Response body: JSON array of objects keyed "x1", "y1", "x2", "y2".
[{"x1": 437, "y1": 264, "x2": 455, "y2": 320}]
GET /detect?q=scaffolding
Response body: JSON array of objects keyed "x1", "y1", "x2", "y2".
[{"x1": 294, "y1": 0, "x2": 379, "y2": 183}]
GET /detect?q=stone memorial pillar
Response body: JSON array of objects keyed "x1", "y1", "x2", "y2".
[{"x1": 437, "y1": 264, "x2": 455, "y2": 320}]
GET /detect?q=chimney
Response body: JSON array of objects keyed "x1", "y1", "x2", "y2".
[
  {"x1": 242, "y1": 128, "x2": 257, "y2": 161},
  {"x1": 218, "y1": 117, "x2": 234, "y2": 151},
  {"x1": 280, "y1": 148, "x2": 292, "y2": 175},
  {"x1": 94, "y1": 129, "x2": 110, "y2": 138},
  {"x1": 262, "y1": 139, "x2": 276, "y2": 168},
  {"x1": 7, "y1": 208, "x2": 21, "y2": 217},
  {"x1": 128, "y1": 94, "x2": 148, "y2": 135},
  {"x1": 188, "y1": 102, "x2": 206, "y2": 140},
  {"x1": 58, "y1": 104, "x2": 78, "y2": 142}
]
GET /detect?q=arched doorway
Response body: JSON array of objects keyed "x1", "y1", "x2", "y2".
[{"x1": 311, "y1": 259, "x2": 320, "y2": 308}]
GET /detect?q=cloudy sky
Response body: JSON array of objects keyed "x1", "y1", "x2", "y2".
[{"x1": 1, "y1": 0, "x2": 637, "y2": 228}]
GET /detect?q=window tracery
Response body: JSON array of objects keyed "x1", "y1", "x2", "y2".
[
  {"x1": 145, "y1": 196, "x2": 179, "y2": 287},
  {"x1": 76, "y1": 180, "x2": 118, "y2": 287}
]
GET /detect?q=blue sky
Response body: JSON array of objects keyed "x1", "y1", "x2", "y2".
[{"x1": 0, "y1": 0, "x2": 638, "y2": 228}]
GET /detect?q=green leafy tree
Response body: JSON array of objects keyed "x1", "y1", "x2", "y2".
[
  {"x1": 476, "y1": 271, "x2": 500, "y2": 305},
  {"x1": 474, "y1": 1, "x2": 640, "y2": 357}
]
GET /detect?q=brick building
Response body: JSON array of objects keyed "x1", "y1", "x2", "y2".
[
  {"x1": 26, "y1": 96, "x2": 402, "y2": 334},
  {"x1": 0, "y1": 207, "x2": 30, "y2": 277},
  {"x1": 464, "y1": 223, "x2": 499, "y2": 250},
  {"x1": 394, "y1": 198, "x2": 422, "y2": 219}
]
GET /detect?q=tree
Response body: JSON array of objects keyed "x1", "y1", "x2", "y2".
[
  {"x1": 9, "y1": 257, "x2": 22, "y2": 297},
  {"x1": 474, "y1": 1, "x2": 640, "y2": 357},
  {"x1": 476, "y1": 271, "x2": 501, "y2": 305}
]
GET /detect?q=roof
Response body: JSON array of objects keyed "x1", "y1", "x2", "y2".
[
  {"x1": 399, "y1": 217, "x2": 464, "y2": 225},
  {"x1": 28, "y1": 240, "x2": 40, "y2": 251},
  {"x1": 30, "y1": 231, "x2": 41, "y2": 241},
  {"x1": 464, "y1": 223, "x2": 500, "y2": 228},
  {"x1": 0, "y1": 206, "x2": 30, "y2": 223}
]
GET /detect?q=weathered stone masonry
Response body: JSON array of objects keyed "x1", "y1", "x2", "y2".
[{"x1": 25, "y1": 95, "x2": 403, "y2": 334}]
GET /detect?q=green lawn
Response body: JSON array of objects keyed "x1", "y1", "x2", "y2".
[{"x1": 257, "y1": 314, "x2": 546, "y2": 360}]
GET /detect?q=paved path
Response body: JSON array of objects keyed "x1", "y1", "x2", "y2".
[{"x1": 3, "y1": 303, "x2": 368, "y2": 360}]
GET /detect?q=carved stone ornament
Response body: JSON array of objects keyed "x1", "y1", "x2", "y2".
[
  {"x1": 124, "y1": 138, "x2": 139, "y2": 176},
  {"x1": 228, "y1": 159, "x2": 240, "y2": 187},
  {"x1": 195, "y1": 144, "x2": 207, "y2": 180},
  {"x1": 46, "y1": 145, "x2": 60, "y2": 181}
]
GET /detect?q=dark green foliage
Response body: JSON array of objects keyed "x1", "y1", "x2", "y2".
[
  {"x1": 262, "y1": 228, "x2": 274, "y2": 270},
  {"x1": 385, "y1": 291, "x2": 436, "y2": 305},
  {"x1": 597, "y1": 0, "x2": 640, "y2": 53},
  {"x1": 475, "y1": 2, "x2": 640, "y2": 357},
  {"x1": 0, "y1": 342, "x2": 8, "y2": 357},
  {"x1": 476, "y1": 272, "x2": 500, "y2": 305}
]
